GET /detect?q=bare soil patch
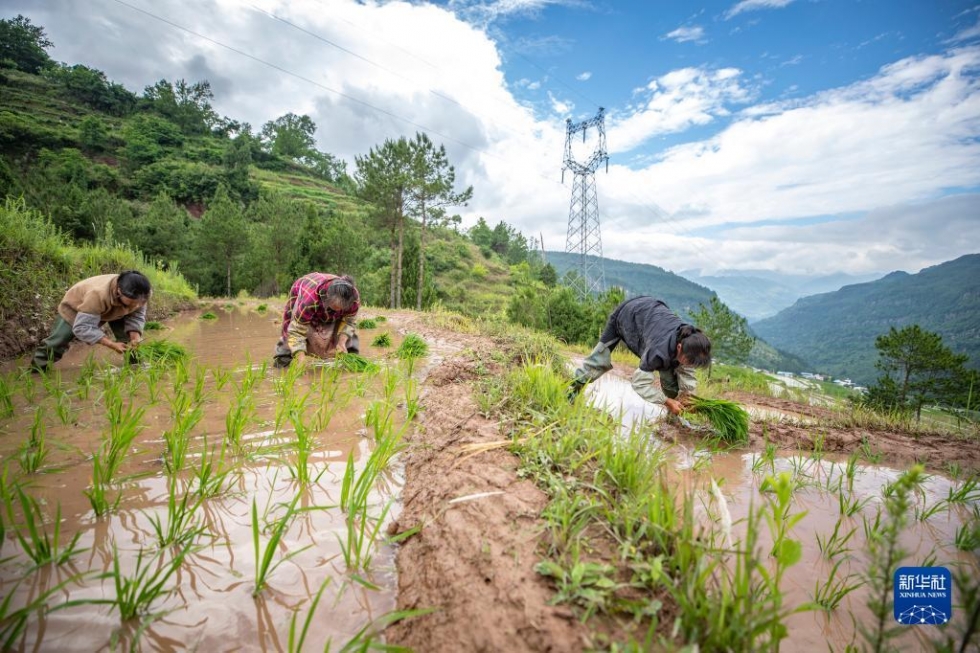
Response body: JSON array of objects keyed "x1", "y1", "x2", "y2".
[{"x1": 386, "y1": 345, "x2": 590, "y2": 652}]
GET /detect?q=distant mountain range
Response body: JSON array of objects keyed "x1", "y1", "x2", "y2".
[
  {"x1": 544, "y1": 251, "x2": 716, "y2": 316},
  {"x1": 678, "y1": 269, "x2": 885, "y2": 322},
  {"x1": 752, "y1": 254, "x2": 980, "y2": 384},
  {"x1": 543, "y1": 251, "x2": 809, "y2": 372}
]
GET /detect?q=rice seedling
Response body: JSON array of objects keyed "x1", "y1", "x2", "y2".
[
  {"x1": 373, "y1": 315, "x2": 387, "y2": 323},
  {"x1": 358, "y1": 318, "x2": 377, "y2": 329},
  {"x1": 287, "y1": 578, "x2": 330, "y2": 653},
  {"x1": 225, "y1": 395, "x2": 254, "y2": 456},
  {"x1": 3, "y1": 486, "x2": 84, "y2": 568},
  {"x1": 53, "y1": 385, "x2": 74, "y2": 425},
  {"x1": 396, "y1": 333, "x2": 428, "y2": 359},
  {"x1": 954, "y1": 521, "x2": 980, "y2": 551},
  {"x1": 816, "y1": 517, "x2": 857, "y2": 560},
  {"x1": 18, "y1": 407, "x2": 48, "y2": 474},
  {"x1": 192, "y1": 365, "x2": 209, "y2": 403},
  {"x1": 370, "y1": 332, "x2": 392, "y2": 347},
  {"x1": 683, "y1": 396, "x2": 749, "y2": 444},
  {"x1": 109, "y1": 544, "x2": 192, "y2": 621},
  {"x1": 85, "y1": 456, "x2": 119, "y2": 517},
  {"x1": 211, "y1": 367, "x2": 231, "y2": 391},
  {"x1": 334, "y1": 353, "x2": 380, "y2": 373},
  {"x1": 163, "y1": 391, "x2": 203, "y2": 476},
  {"x1": 404, "y1": 375, "x2": 420, "y2": 420},
  {"x1": 19, "y1": 371, "x2": 37, "y2": 403},
  {"x1": 191, "y1": 438, "x2": 235, "y2": 498},
  {"x1": 252, "y1": 493, "x2": 308, "y2": 596},
  {"x1": 858, "y1": 436, "x2": 883, "y2": 464},
  {"x1": 145, "y1": 479, "x2": 206, "y2": 550},
  {"x1": 256, "y1": 304, "x2": 268, "y2": 312},
  {"x1": 325, "y1": 608, "x2": 434, "y2": 653},
  {"x1": 750, "y1": 441, "x2": 778, "y2": 475},
  {"x1": 812, "y1": 559, "x2": 864, "y2": 611},
  {"x1": 946, "y1": 475, "x2": 980, "y2": 505},
  {"x1": 144, "y1": 321, "x2": 165, "y2": 331},
  {"x1": 200, "y1": 312, "x2": 217, "y2": 320},
  {"x1": 286, "y1": 408, "x2": 325, "y2": 486},
  {"x1": 0, "y1": 373, "x2": 15, "y2": 418},
  {"x1": 127, "y1": 340, "x2": 189, "y2": 367}
]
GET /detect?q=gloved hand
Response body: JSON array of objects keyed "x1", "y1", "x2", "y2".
[{"x1": 566, "y1": 379, "x2": 586, "y2": 402}]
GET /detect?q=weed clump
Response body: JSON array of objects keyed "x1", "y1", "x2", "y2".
[
  {"x1": 334, "y1": 353, "x2": 380, "y2": 373},
  {"x1": 371, "y1": 333, "x2": 392, "y2": 348},
  {"x1": 359, "y1": 318, "x2": 377, "y2": 329},
  {"x1": 201, "y1": 312, "x2": 217, "y2": 320},
  {"x1": 685, "y1": 396, "x2": 749, "y2": 443},
  {"x1": 396, "y1": 334, "x2": 428, "y2": 359},
  {"x1": 128, "y1": 340, "x2": 189, "y2": 367}
]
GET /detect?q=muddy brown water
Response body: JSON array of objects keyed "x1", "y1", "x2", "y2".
[
  {"x1": 588, "y1": 373, "x2": 978, "y2": 652},
  {"x1": 0, "y1": 306, "x2": 426, "y2": 651}
]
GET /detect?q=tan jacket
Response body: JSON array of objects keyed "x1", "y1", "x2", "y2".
[{"x1": 58, "y1": 274, "x2": 142, "y2": 324}]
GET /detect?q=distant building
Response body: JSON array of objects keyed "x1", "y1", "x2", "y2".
[{"x1": 777, "y1": 371, "x2": 794, "y2": 377}]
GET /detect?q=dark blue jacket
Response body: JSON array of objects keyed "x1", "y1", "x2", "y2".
[{"x1": 609, "y1": 297, "x2": 688, "y2": 373}]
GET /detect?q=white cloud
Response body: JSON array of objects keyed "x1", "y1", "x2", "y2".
[
  {"x1": 725, "y1": 0, "x2": 795, "y2": 20},
  {"x1": 7, "y1": 0, "x2": 980, "y2": 278},
  {"x1": 607, "y1": 67, "x2": 754, "y2": 153},
  {"x1": 663, "y1": 25, "x2": 707, "y2": 44},
  {"x1": 576, "y1": 71, "x2": 592, "y2": 81},
  {"x1": 947, "y1": 17, "x2": 980, "y2": 43}
]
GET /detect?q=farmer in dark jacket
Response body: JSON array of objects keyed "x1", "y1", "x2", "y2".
[
  {"x1": 569, "y1": 296, "x2": 712, "y2": 415},
  {"x1": 31, "y1": 271, "x2": 151, "y2": 372},
  {"x1": 273, "y1": 273, "x2": 360, "y2": 368}
]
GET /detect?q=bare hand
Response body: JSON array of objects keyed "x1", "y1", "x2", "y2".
[
  {"x1": 664, "y1": 398, "x2": 684, "y2": 415},
  {"x1": 109, "y1": 341, "x2": 128, "y2": 355}
]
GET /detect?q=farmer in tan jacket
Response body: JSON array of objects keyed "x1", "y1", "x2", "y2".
[{"x1": 30, "y1": 271, "x2": 151, "y2": 372}]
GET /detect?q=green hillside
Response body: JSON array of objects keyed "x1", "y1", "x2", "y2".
[
  {"x1": 544, "y1": 251, "x2": 717, "y2": 317},
  {"x1": 752, "y1": 254, "x2": 980, "y2": 384}
]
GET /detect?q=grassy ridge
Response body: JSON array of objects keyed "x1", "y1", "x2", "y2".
[{"x1": 0, "y1": 198, "x2": 196, "y2": 359}]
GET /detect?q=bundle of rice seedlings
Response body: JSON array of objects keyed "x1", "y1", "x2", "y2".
[
  {"x1": 201, "y1": 312, "x2": 217, "y2": 320},
  {"x1": 256, "y1": 304, "x2": 268, "y2": 312},
  {"x1": 334, "y1": 352, "x2": 379, "y2": 373},
  {"x1": 397, "y1": 333, "x2": 428, "y2": 359},
  {"x1": 371, "y1": 332, "x2": 392, "y2": 347},
  {"x1": 144, "y1": 321, "x2": 164, "y2": 331},
  {"x1": 684, "y1": 396, "x2": 749, "y2": 444},
  {"x1": 359, "y1": 318, "x2": 378, "y2": 329},
  {"x1": 128, "y1": 340, "x2": 189, "y2": 367},
  {"x1": 374, "y1": 316, "x2": 387, "y2": 323}
]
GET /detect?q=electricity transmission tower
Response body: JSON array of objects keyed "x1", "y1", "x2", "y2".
[{"x1": 562, "y1": 107, "x2": 609, "y2": 299}]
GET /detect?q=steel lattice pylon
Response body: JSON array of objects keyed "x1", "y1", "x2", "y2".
[{"x1": 563, "y1": 108, "x2": 608, "y2": 299}]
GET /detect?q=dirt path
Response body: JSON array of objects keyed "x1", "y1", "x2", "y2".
[{"x1": 382, "y1": 315, "x2": 590, "y2": 652}]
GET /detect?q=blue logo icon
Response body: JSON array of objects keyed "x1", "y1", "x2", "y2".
[{"x1": 894, "y1": 566, "x2": 952, "y2": 625}]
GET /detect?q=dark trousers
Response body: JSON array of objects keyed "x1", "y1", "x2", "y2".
[{"x1": 32, "y1": 317, "x2": 128, "y2": 370}]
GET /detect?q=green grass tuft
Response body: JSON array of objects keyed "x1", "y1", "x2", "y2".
[
  {"x1": 685, "y1": 396, "x2": 750, "y2": 444},
  {"x1": 396, "y1": 333, "x2": 428, "y2": 359},
  {"x1": 144, "y1": 321, "x2": 164, "y2": 331},
  {"x1": 371, "y1": 333, "x2": 392, "y2": 347}
]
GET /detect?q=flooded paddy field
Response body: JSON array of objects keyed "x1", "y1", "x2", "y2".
[
  {"x1": 588, "y1": 374, "x2": 980, "y2": 652},
  {"x1": 0, "y1": 305, "x2": 426, "y2": 651}
]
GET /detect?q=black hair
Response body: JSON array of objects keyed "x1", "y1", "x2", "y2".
[
  {"x1": 678, "y1": 325, "x2": 711, "y2": 367},
  {"x1": 118, "y1": 270, "x2": 151, "y2": 301},
  {"x1": 324, "y1": 275, "x2": 358, "y2": 307}
]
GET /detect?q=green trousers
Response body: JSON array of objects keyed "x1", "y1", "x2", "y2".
[{"x1": 31, "y1": 316, "x2": 128, "y2": 370}]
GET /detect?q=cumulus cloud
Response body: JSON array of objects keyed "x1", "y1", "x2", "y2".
[
  {"x1": 724, "y1": 0, "x2": 795, "y2": 20},
  {"x1": 663, "y1": 25, "x2": 707, "y2": 44},
  {"x1": 607, "y1": 66, "x2": 754, "y2": 153},
  {"x1": 576, "y1": 71, "x2": 592, "y2": 81}
]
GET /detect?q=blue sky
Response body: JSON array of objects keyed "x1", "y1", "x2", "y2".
[{"x1": 6, "y1": 0, "x2": 980, "y2": 277}]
